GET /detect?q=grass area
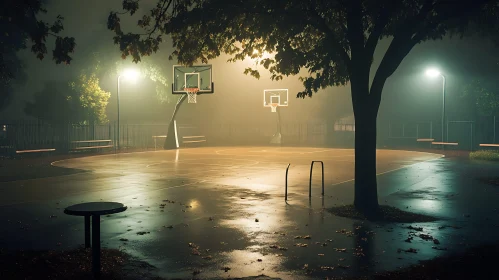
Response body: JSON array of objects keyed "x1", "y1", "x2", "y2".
[
  {"x1": 340, "y1": 243, "x2": 499, "y2": 280},
  {"x1": 469, "y1": 150, "x2": 499, "y2": 161},
  {"x1": 0, "y1": 247, "x2": 161, "y2": 280},
  {"x1": 327, "y1": 205, "x2": 438, "y2": 223}
]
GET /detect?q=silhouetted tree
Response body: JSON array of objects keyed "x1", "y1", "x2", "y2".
[
  {"x1": 25, "y1": 74, "x2": 110, "y2": 125},
  {"x1": 108, "y1": 0, "x2": 499, "y2": 213},
  {"x1": 463, "y1": 79, "x2": 499, "y2": 117},
  {"x1": 0, "y1": 0, "x2": 76, "y2": 110}
]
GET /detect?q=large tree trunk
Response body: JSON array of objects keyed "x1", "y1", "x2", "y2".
[
  {"x1": 353, "y1": 101, "x2": 379, "y2": 213},
  {"x1": 164, "y1": 95, "x2": 186, "y2": 149},
  {"x1": 350, "y1": 62, "x2": 382, "y2": 214}
]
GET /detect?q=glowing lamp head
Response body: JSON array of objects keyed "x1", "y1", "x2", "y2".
[
  {"x1": 122, "y1": 69, "x2": 140, "y2": 82},
  {"x1": 425, "y1": 68, "x2": 441, "y2": 78}
]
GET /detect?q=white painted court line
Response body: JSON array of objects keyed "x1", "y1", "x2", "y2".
[{"x1": 330, "y1": 154, "x2": 445, "y2": 186}]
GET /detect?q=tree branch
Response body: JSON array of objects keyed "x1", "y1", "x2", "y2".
[
  {"x1": 345, "y1": 0, "x2": 365, "y2": 59},
  {"x1": 364, "y1": 1, "x2": 398, "y2": 58},
  {"x1": 146, "y1": 0, "x2": 174, "y2": 39},
  {"x1": 306, "y1": 7, "x2": 352, "y2": 73}
]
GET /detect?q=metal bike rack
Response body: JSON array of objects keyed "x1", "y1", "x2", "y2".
[
  {"x1": 309, "y1": 161, "x2": 324, "y2": 197},
  {"x1": 285, "y1": 163, "x2": 290, "y2": 201}
]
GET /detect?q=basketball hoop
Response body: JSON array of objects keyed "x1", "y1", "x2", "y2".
[
  {"x1": 270, "y1": 103, "x2": 279, "y2": 112},
  {"x1": 185, "y1": 88, "x2": 199, "y2": 103}
]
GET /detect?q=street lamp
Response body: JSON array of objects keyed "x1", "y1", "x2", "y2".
[
  {"x1": 117, "y1": 69, "x2": 139, "y2": 150},
  {"x1": 425, "y1": 68, "x2": 446, "y2": 142}
]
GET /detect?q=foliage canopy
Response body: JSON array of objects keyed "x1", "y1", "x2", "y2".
[
  {"x1": 25, "y1": 69, "x2": 110, "y2": 125},
  {"x1": 109, "y1": 0, "x2": 499, "y2": 100},
  {"x1": 1, "y1": 0, "x2": 76, "y2": 109},
  {"x1": 463, "y1": 79, "x2": 499, "y2": 117}
]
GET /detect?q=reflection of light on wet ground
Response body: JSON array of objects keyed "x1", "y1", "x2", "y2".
[
  {"x1": 189, "y1": 199, "x2": 199, "y2": 209},
  {"x1": 417, "y1": 199, "x2": 443, "y2": 210},
  {"x1": 217, "y1": 250, "x2": 284, "y2": 279},
  {"x1": 37, "y1": 147, "x2": 449, "y2": 279}
]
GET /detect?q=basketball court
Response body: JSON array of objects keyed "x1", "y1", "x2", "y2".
[
  {"x1": 0, "y1": 64, "x2": 475, "y2": 279},
  {"x1": 0, "y1": 147, "x2": 446, "y2": 279}
]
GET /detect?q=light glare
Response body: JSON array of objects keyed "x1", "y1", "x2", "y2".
[
  {"x1": 122, "y1": 68, "x2": 140, "y2": 81},
  {"x1": 425, "y1": 68, "x2": 441, "y2": 78}
]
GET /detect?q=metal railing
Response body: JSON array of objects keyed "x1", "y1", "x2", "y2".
[
  {"x1": 309, "y1": 161, "x2": 324, "y2": 198},
  {"x1": 285, "y1": 163, "x2": 290, "y2": 201}
]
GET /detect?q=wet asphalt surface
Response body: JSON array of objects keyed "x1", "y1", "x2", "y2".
[{"x1": 0, "y1": 147, "x2": 498, "y2": 279}]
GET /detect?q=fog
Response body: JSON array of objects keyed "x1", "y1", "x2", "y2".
[{"x1": 1, "y1": 0, "x2": 498, "y2": 147}]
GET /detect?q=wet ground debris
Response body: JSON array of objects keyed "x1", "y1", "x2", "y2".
[
  {"x1": 337, "y1": 243, "x2": 499, "y2": 280},
  {"x1": 0, "y1": 246, "x2": 160, "y2": 279},
  {"x1": 327, "y1": 205, "x2": 438, "y2": 223}
]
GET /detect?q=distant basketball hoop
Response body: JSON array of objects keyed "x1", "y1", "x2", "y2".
[
  {"x1": 264, "y1": 89, "x2": 288, "y2": 113},
  {"x1": 185, "y1": 88, "x2": 199, "y2": 103}
]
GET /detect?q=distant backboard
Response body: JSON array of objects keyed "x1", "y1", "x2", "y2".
[
  {"x1": 172, "y1": 65, "x2": 214, "y2": 94},
  {"x1": 264, "y1": 89, "x2": 288, "y2": 111}
]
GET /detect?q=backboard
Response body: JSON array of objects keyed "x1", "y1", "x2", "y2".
[
  {"x1": 264, "y1": 89, "x2": 288, "y2": 111},
  {"x1": 172, "y1": 64, "x2": 214, "y2": 94}
]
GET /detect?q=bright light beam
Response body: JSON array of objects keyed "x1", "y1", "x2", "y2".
[{"x1": 425, "y1": 68, "x2": 442, "y2": 78}]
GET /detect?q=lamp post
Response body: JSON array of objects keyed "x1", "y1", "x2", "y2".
[
  {"x1": 116, "y1": 69, "x2": 139, "y2": 150},
  {"x1": 425, "y1": 68, "x2": 446, "y2": 142}
]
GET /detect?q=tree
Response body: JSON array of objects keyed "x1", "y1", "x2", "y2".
[
  {"x1": 25, "y1": 73, "x2": 110, "y2": 125},
  {"x1": 108, "y1": 0, "x2": 499, "y2": 213},
  {"x1": 463, "y1": 79, "x2": 499, "y2": 117},
  {"x1": 0, "y1": 0, "x2": 76, "y2": 110},
  {"x1": 69, "y1": 73, "x2": 111, "y2": 125},
  {"x1": 24, "y1": 81, "x2": 78, "y2": 124}
]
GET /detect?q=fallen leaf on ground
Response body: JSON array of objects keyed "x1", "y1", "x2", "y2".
[
  {"x1": 407, "y1": 226, "x2": 423, "y2": 231},
  {"x1": 136, "y1": 231, "x2": 150, "y2": 235},
  {"x1": 119, "y1": 238, "x2": 128, "y2": 242},
  {"x1": 403, "y1": 248, "x2": 418, "y2": 253},
  {"x1": 419, "y1": 234, "x2": 434, "y2": 241},
  {"x1": 191, "y1": 249, "x2": 201, "y2": 255},
  {"x1": 338, "y1": 264, "x2": 350, "y2": 269},
  {"x1": 432, "y1": 246, "x2": 448, "y2": 251}
]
